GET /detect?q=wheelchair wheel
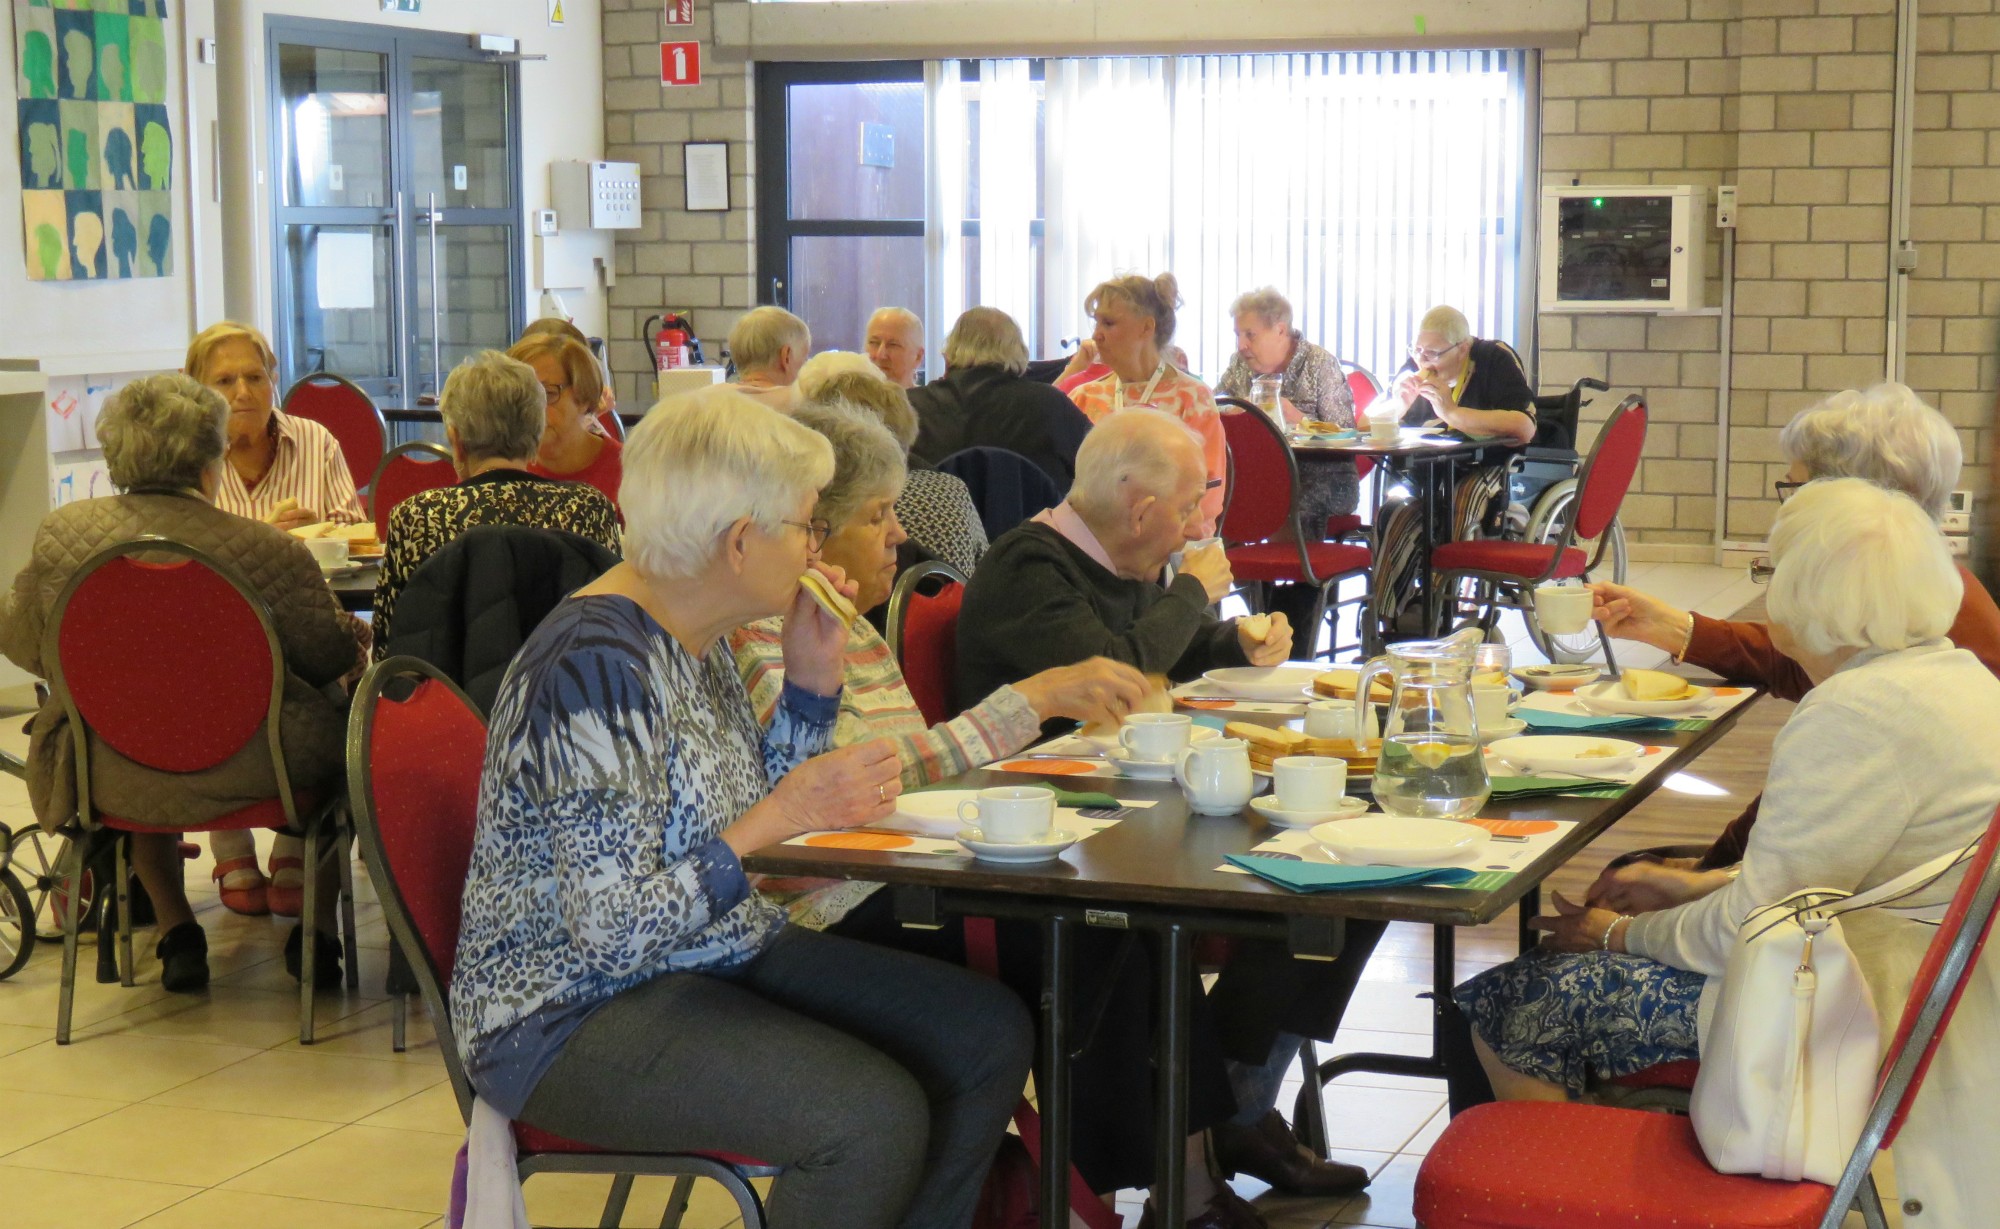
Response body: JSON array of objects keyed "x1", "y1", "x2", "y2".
[
  {"x1": 0, "y1": 868, "x2": 33, "y2": 980},
  {"x1": 1523, "y1": 484, "x2": 1628, "y2": 663},
  {"x1": 9, "y1": 823, "x2": 87, "y2": 942}
]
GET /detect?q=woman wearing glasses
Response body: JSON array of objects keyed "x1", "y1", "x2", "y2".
[
  {"x1": 1584, "y1": 383, "x2": 2000, "y2": 906},
  {"x1": 509, "y1": 330, "x2": 623, "y2": 507},
  {"x1": 1389, "y1": 304, "x2": 1537, "y2": 445}
]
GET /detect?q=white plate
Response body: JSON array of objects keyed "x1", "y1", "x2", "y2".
[
  {"x1": 1488, "y1": 734, "x2": 1643, "y2": 775},
  {"x1": 1311, "y1": 816, "x2": 1489, "y2": 866},
  {"x1": 956, "y1": 827, "x2": 1079, "y2": 863},
  {"x1": 1250, "y1": 794, "x2": 1368, "y2": 829},
  {"x1": 1078, "y1": 725, "x2": 1220, "y2": 756},
  {"x1": 1202, "y1": 665, "x2": 1326, "y2": 701},
  {"x1": 1572, "y1": 679, "x2": 1715, "y2": 716},
  {"x1": 1477, "y1": 717, "x2": 1527, "y2": 743},
  {"x1": 886, "y1": 790, "x2": 983, "y2": 837},
  {"x1": 1510, "y1": 665, "x2": 1602, "y2": 692},
  {"x1": 1104, "y1": 747, "x2": 1177, "y2": 780}
]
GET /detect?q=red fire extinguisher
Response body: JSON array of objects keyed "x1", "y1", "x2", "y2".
[{"x1": 642, "y1": 313, "x2": 704, "y2": 372}]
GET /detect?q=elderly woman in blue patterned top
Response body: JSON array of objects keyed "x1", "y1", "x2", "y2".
[{"x1": 449, "y1": 388, "x2": 1031, "y2": 1229}]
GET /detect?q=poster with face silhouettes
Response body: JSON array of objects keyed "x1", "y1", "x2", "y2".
[{"x1": 14, "y1": 0, "x2": 173, "y2": 280}]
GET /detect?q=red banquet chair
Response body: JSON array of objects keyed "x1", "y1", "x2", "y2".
[
  {"x1": 369, "y1": 440, "x2": 459, "y2": 539},
  {"x1": 885, "y1": 560, "x2": 968, "y2": 727},
  {"x1": 282, "y1": 373, "x2": 388, "y2": 495},
  {"x1": 1415, "y1": 802, "x2": 2000, "y2": 1229},
  {"x1": 347, "y1": 657, "x2": 774, "y2": 1228},
  {"x1": 1429, "y1": 393, "x2": 1646, "y2": 665},
  {"x1": 1217, "y1": 397, "x2": 1372, "y2": 658},
  {"x1": 45, "y1": 538, "x2": 357, "y2": 1045}
]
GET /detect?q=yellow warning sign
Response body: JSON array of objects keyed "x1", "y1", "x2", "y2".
[{"x1": 548, "y1": 0, "x2": 565, "y2": 24}]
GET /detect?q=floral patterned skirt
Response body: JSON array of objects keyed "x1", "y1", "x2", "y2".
[{"x1": 1453, "y1": 948, "x2": 1706, "y2": 1096}]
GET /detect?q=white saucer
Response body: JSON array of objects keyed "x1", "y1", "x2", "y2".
[
  {"x1": 1249, "y1": 793, "x2": 1368, "y2": 829},
  {"x1": 1078, "y1": 725, "x2": 1220, "y2": 756},
  {"x1": 1477, "y1": 717, "x2": 1527, "y2": 743},
  {"x1": 1572, "y1": 679, "x2": 1715, "y2": 716},
  {"x1": 1311, "y1": 816, "x2": 1490, "y2": 866},
  {"x1": 1104, "y1": 747, "x2": 1178, "y2": 779},
  {"x1": 956, "y1": 828, "x2": 1080, "y2": 863}
]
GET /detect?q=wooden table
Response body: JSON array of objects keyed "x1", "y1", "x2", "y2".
[
  {"x1": 1292, "y1": 428, "x2": 1522, "y2": 641},
  {"x1": 325, "y1": 562, "x2": 378, "y2": 613},
  {"x1": 743, "y1": 690, "x2": 1761, "y2": 1225}
]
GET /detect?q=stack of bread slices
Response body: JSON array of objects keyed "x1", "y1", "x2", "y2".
[{"x1": 1225, "y1": 722, "x2": 1381, "y2": 778}]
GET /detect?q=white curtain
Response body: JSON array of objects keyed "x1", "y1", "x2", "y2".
[{"x1": 926, "y1": 50, "x2": 1527, "y2": 382}]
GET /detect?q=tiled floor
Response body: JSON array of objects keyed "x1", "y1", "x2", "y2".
[{"x1": 0, "y1": 561, "x2": 1765, "y2": 1229}]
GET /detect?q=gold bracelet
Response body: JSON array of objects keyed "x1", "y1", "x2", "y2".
[{"x1": 1672, "y1": 613, "x2": 1696, "y2": 663}]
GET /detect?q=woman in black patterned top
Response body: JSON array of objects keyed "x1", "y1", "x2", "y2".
[{"x1": 372, "y1": 351, "x2": 621, "y2": 651}]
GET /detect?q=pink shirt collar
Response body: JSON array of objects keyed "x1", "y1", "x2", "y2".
[{"x1": 1032, "y1": 500, "x2": 1119, "y2": 574}]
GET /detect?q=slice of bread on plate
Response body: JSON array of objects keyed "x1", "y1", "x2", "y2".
[{"x1": 1620, "y1": 668, "x2": 1693, "y2": 702}]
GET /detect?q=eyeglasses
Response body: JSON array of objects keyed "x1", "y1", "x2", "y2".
[
  {"x1": 780, "y1": 518, "x2": 832, "y2": 550},
  {"x1": 541, "y1": 383, "x2": 570, "y2": 402},
  {"x1": 1774, "y1": 479, "x2": 1804, "y2": 504},
  {"x1": 1749, "y1": 557, "x2": 1774, "y2": 585},
  {"x1": 1407, "y1": 342, "x2": 1462, "y2": 364}
]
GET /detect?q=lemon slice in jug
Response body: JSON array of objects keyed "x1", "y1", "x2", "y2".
[{"x1": 1409, "y1": 741, "x2": 1455, "y2": 769}]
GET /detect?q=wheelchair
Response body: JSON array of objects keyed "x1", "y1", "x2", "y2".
[
  {"x1": 1360, "y1": 375, "x2": 1628, "y2": 662},
  {"x1": 0, "y1": 743, "x2": 37, "y2": 980}
]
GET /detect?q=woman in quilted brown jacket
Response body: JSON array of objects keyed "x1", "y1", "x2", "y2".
[{"x1": 0, "y1": 374, "x2": 368, "y2": 992}]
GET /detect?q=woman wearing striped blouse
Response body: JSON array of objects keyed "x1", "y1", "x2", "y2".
[
  {"x1": 187, "y1": 322, "x2": 366, "y2": 532},
  {"x1": 184, "y1": 322, "x2": 364, "y2": 929}
]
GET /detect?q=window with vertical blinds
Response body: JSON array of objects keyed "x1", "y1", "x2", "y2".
[{"x1": 929, "y1": 50, "x2": 1534, "y2": 384}]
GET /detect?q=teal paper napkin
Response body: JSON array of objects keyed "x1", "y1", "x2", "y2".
[
  {"x1": 1487, "y1": 774, "x2": 1627, "y2": 799},
  {"x1": 1227, "y1": 854, "x2": 1479, "y2": 892},
  {"x1": 1516, "y1": 708, "x2": 1680, "y2": 733}
]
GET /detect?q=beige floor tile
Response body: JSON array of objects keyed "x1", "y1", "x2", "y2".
[
  {"x1": 74, "y1": 985, "x2": 344, "y2": 1049},
  {"x1": 1315, "y1": 1086, "x2": 1447, "y2": 1154},
  {"x1": 265, "y1": 996, "x2": 444, "y2": 1065},
  {"x1": 0, "y1": 1020, "x2": 52, "y2": 1057},
  {"x1": 222, "y1": 1123, "x2": 465, "y2": 1213},
  {"x1": 0, "y1": 1163, "x2": 201, "y2": 1229},
  {"x1": 0, "y1": 1088, "x2": 128, "y2": 1155},
  {"x1": 5, "y1": 1101, "x2": 335, "y2": 1186},
  {"x1": 357, "y1": 1082, "x2": 467, "y2": 1136},
  {"x1": 212, "y1": 940, "x2": 396, "y2": 1003},
  {"x1": 1401, "y1": 1107, "x2": 1448, "y2": 1156},
  {"x1": 0, "y1": 959, "x2": 183, "y2": 1029},
  {"x1": 521, "y1": 1171, "x2": 755, "y2": 1229},
  {"x1": 1341, "y1": 981, "x2": 1433, "y2": 1035},
  {"x1": 0, "y1": 1033, "x2": 261, "y2": 1100},
  {"x1": 147, "y1": 1047, "x2": 445, "y2": 1123},
  {"x1": 124, "y1": 1188, "x2": 438, "y2": 1229},
  {"x1": 1331, "y1": 1152, "x2": 1423, "y2": 1228}
]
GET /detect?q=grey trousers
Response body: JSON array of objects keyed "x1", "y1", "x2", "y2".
[{"x1": 519, "y1": 925, "x2": 1033, "y2": 1229}]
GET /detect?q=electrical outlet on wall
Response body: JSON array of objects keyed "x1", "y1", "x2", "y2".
[{"x1": 1715, "y1": 185, "x2": 1737, "y2": 229}]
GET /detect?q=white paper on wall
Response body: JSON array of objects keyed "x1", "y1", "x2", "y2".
[
  {"x1": 316, "y1": 233, "x2": 378, "y2": 310},
  {"x1": 45, "y1": 378, "x2": 87, "y2": 452}
]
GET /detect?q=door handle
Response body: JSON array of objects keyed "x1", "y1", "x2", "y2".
[
  {"x1": 770, "y1": 276, "x2": 785, "y2": 306},
  {"x1": 426, "y1": 192, "x2": 442, "y2": 395}
]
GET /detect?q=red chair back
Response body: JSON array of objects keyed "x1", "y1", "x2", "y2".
[
  {"x1": 1572, "y1": 395, "x2": 1647, "y2": 543},
  {"x1": 1216, "y1": 397, "x2": 1302, "y2": 547},
  {"x1": 1343, "y1": 364, "x2": 1382, "y2": 413},
  {"x1": 595, "y1": 409, "x2": 625, "y2": 442},
  {"x1": 348, "y1": 657, "x2": 490, "y2": 1109},
  {"x1": 49, "y1": 540, "x2": 280, "y2": 777},
  {"x1": 283, "y1": 374, "x2": 388, "y2": 493},
  {"x1": 886, "y1": 561, "x2": 968, "y2": 727},
  {"x1": 371, "y1": 440, "x2": 459, "y2": 538}
]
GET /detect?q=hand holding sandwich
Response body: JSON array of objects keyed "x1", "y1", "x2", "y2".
[
  {"x1": 783, "y1": 562, "x2": 861, "y2": 697},
  {"x1": 1237, "y1": 611, "x2": 1293, "y2": 665},
  {"x1": 263, "y1": 497, "x2": 319, "y2": 533}
]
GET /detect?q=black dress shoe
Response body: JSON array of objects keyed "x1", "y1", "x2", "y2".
[
  {"x1": 284, "y1": 924, "x2": 344, "y2": 989},
  {"x1": 1210, "y1": 1110, "x2": 1370, "y2": 1198},
  {"x1": 156, "y1": 922, "x2": 209, "y2": 993}
]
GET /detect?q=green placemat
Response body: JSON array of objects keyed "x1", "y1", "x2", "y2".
[
  {"x1": 910, "y1": 782, "x2": 1122, "y2": 810},
  {"x1": 1487, "y1": 775, "x2": 1627, "y2": 800},
  {"x1": 1226, "y1": 854, "x2": 1480, "y2": 892}
]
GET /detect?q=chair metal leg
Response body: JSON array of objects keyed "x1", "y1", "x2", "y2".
[
  {"x1": 1853, "y1": 1172, "x2": 1891, "y2": 1229},
  {"x1": 114, "y1": 836, "x2": 133, "y2": 987},
  {"x1": 299, "y1": 826, "x2": 318, "y2": 1046},
  {"x1": 391, "y1": 994, "x2": 407, "y2": 1053},
  {"x1": 1598, "y1": 621, "x2": 1621, "y2": 674},
  {"x1": 597, "y1": 1173, "x2": 635, "y2": 1228},
  {"x1": 1295, "y1": 1036, "x2": 1329, "y2": 1156},
  {"x1": 657, "y1": 1174, "x2": 695, "y2": 1229},
  {"x1": 336, "y1": 819, "x2": 360, "y2": 990},
  {"x1": 56, "y1": 839, "x2": 84, "y2": 1045}
]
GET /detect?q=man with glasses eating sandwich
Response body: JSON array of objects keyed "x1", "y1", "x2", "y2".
[{"x1": 1389, "y1": 304, "x2": 1537, "y2": 445}]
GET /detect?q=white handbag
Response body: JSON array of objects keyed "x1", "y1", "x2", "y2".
[{"x1": 1690, "y1": 844, "x2": 1974, "y2": 1184}]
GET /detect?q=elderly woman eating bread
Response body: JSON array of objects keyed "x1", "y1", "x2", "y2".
[{"x1": 450, "y1": 388, "x2": 1031, "y2": 1229}]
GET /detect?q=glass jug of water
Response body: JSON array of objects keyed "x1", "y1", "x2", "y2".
[{"x1": 1355, "y1": 637, "x2": 1492, "y2": 820}]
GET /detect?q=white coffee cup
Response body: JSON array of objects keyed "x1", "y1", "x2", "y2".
[
  {"x1": 306, "y1": 537, "x2": 349, "y2": 571},
  {"x1": 1369, "y1": 412, "x2": 1400, "y2": 441},
  {"x1": 1273, "y1": 755, "x2": 1346, "y2": 812},
  {"x1": 1304, "y1": 700, "x2": 1356, "y2": 742},
  {"x1": 1120, "y1": 712, "x2": 1194, "y2": 762},
  {"x1": 1471, "y1": 683, "x2": 1512, "y2": 731},
  {"x1": 957, "y1": 786, "x2": 1057, "y2": 844},
  {"x1": 1533, "y1": 583, "x2": 1594, "y2": 635}
]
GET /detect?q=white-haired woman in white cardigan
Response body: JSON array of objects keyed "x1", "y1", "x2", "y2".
[{"x1": 1453, "y1": 477, "x2": 2000, "y2": 1223}]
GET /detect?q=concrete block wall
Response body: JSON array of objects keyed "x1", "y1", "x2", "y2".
[{"x1": 601, "y1": 0, "x2": 1999, "y2": 546}]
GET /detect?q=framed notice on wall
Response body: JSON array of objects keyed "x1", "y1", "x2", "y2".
[{"x1": 683, "y1": 142, "x2": 728, "y2": 212}]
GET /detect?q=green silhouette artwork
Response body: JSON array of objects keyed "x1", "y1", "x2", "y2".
[
  {"x1": 103, "y1": 126, "x2": 133, "y2": 188},
  {"x1": 140, "y1": 120, "x2": 169, "y2": 190},
  {"x1": 26, "y1": 119, "x2": 61, "y2": 188},
  {"x1": 22, "y1": 30, "x2": 55, "y2": 97},
  {"x1": 60, "y1": 28, "x2": 92, "y2": 98},
  {"x1": 35, "y1": 224, "x2": 65, "y2": 279},
  {"x1": 66, "y1": 124, "x2": 89, "y2": 184},
  {"x1": 128, "y1": 14, "x2": 165, "y2": 103}
]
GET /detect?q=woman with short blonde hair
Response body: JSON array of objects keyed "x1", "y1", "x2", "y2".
[{"x1": 506, "y1": 332, "x2": 622, "y2": 507}]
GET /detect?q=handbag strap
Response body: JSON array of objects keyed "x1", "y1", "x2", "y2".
[{"x1": 1831, "y1": 841, "x2": 1979, "y2": 916}]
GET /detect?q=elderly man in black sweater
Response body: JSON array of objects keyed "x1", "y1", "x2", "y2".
[{"x1": 954, "y1": 408, "x2": 1289, "y2": 716}]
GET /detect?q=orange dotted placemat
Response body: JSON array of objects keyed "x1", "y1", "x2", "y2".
[
  {"x1": 995, "y1": 759, "x2": 1100, "y2": 775},
  {"x1": 1178, "y1": 699, "x2": 1237, "y2": 710},
  {"x1": 803, "y1": 832, "x2": 914, "y2": 850},
  {"x1": 1713, "y1": 687, "x2": 1743, "y2": 696},
  {"x1": 1468, "y1": 818, "x2": 1560, "y2": 837}
]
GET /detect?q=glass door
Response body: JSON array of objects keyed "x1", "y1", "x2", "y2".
[{"x1": 269, "y1": 20, "x2": 521, "y2": 408}]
